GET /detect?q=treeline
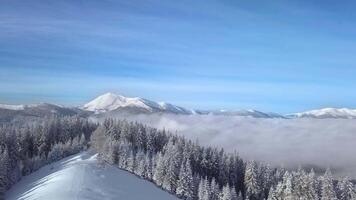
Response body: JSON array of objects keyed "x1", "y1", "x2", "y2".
[
  {"x1": 0, "y1": 116, "x2": 97, "y2": 198},
  {"x1": 91, "y1": 119, "x2": 356, "y2": 200}
]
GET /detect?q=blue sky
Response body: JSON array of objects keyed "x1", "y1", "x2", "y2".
[{"x1": 1, "y1": 0, "x2": 356, "y2": 113}]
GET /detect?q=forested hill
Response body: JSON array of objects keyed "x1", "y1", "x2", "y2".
[
  {"x1": 1, "y1": 117, "x2": 355, "y2": 200},
  {"x1": 91, "y1": 119, "x2": 356, "y2": 200}
]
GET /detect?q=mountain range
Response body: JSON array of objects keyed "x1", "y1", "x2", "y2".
[{"x1": 1, "y1": 92, "x2": 356, "y2": 121}]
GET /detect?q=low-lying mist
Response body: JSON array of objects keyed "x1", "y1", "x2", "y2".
[{"x1": 93, "y1": 113, "x2": 356, "y2": 178}]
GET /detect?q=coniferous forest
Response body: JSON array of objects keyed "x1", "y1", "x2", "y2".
[{"x1": 1, "y1": 117, "x2": 355, "y2": 200}]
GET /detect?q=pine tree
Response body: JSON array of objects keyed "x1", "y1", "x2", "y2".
[
  {"x1": 337, "y1": 177, "x2": 356, "y2": 200},
  {"x1": 145, "y1": 154, "x2": 153, "y2": 180},
  {"x1": 283, "y1": 172, "x2": 294, "y2": 200},
  {"x1": 162, "y1": 140, "x2": 181, "y2": 193},
  {"x1": 274, "y1": 182, "x2": 284, "y2": 199},
  {"x1": 220, "y1": 184, "x2": 232, "y2": 200},
  {"x1": 230, "y1": 186, "x2": 238, "y2": 200},
  {"x1": 198, "y1": 177, "x2": 210, "y2": 200},
  {"x1": 135, "y1": 151, "x2": 147, "y2": 177},
  {"x1": 306, "y1": 169, "x2": 318, "y2": 200},
  {"x1": 153, "y1": 152, "x2": 166, "y2": 186},
  {"x1": 198, "y1": 178, "x2": 205, "y2": 200},
  {"x1": 210, "y1": 178, "x2": 220, "y2": 200},
  {"x1": 245, "y1": 161, "x2": 261, "y2": 200},
  {"x1": 267, "y1": 187, "x2": 277, "y2": 200},
  {"x1": 237, "y1": 191, "x2": 243, "y2": 200},
  {"x1": 0, "y1": 150, "x2": 8, "y2": 198},
  {"x1": 127, "y1": 150, "x2": 136, "y2": 173},
  {"x1": 293, "y1": 167, "x2": 305, "y2": 199},
  {"x1": 321, "y1": 168, "x2": 337, "y2": 200},
  {"x1": 176, "y1": 160, "x2": 194, "y2": 200}
]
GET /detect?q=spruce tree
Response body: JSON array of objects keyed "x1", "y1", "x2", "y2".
[
  {"x1": 245, "y1": 161, "x2": 261, "y2": 200},
  {"x1": 337, "y1": 177, "x2": 356, "y2": 200},
  {"x1": 321, "y1": 168, "x2": 337, "y2": 200},
  {"x1": 176, "y1": 160, "x2": 194, "y2": 200},
  {"x1": 220, "y1": 184, "x2": 232, "y2": 200},
  {"x1": 153, "y1": 152, "x2": 166, "y2": 186}
]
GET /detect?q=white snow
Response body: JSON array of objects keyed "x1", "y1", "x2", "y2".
[
  {"x1": 0, "y1": 104, "x2": 26, "y2": 110},
  {"x1": 83, "y1": 92, "x2": 192, "y2": 114},
  {"x1": 6, "y1": 152, "x2": 179, "y2": 200},
  {"x1": 0, "y1": 103, "x2": 61, "y2": 111},
  {"x1": 290, "y1": 108, "x2": 356, "y2": 119},
  {"x1": 83, "y1": 92, "x2": 155, "y2": 113}
]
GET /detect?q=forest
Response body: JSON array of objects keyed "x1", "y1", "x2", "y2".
[{"x1": 1, "y1": 117, "x2": 355, "y2": 200}]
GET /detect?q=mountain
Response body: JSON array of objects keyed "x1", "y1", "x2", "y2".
[
  {"x1": 6, "y1": 152, "x2": 179, "y2": 200},
  {"x1": 4, "y1": 93, "x2": 356, "y2": 120},
  {"x1": 0, "y1": 104, "x2": 26, "y2": 110},
  {"x1": 83, "y1": 92, "x2": 192, "y2": 114},
  {"x1": 83, "y1": 92, "x2": 285, "y2": 118},
  {"x1": 0, "y1": 103, "x2": 89, "y2": 123},
  {"x1": 195, "y1": 109, "x2": 285, "y2": 118},
  {"x1": 287, "y1": 108, "x2": 356, "y2": 119}
]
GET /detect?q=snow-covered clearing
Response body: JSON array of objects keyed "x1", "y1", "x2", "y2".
[{"x1": 6, "y1": 152, "x2": 179, "y2": 200}]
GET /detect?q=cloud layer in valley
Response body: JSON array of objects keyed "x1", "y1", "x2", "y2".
[{"x1": 97, "y1": 113, "x2": 356, "y2": 178}]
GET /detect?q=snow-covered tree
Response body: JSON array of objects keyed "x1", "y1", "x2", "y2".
[
  {"x1": 321, "y1": 168, "x2": 337, "y2": 200},
  {"x1": 127, "y1": 150, "x2": 136, "y2": 173},
  {"x1": 220, "y1": 184, "x2": 232, "y2": 200},
  {"x1": 283, "y1": 172, "x2": 294, "y2": 200},
  {"x1": 230, "y1": 186, "x2": 238, "y2": 200},
  {"x1": 153, "y1": 152, "x2": 166, "y2": 186},
  {"x1": 198, "y1": 177, "x2": 210, "y2": 200},
  {"x1": 305, "y1": 169, "x2": 318, "y2": 200},
  {"x1": 245, "y1": 161, "x2": 261, "y2": 200},
  {"x1": 162, "y1": 139, "x2": 182, "y2": 193},
  {"x1": 267, "y1": 187, "x2": 277, "y2": 200},
  {"x1": 135, "y1": 151, "x2": 147, "y2": 177},
  {"x1": 210, "y1": 178, "x2": 220, "y2": 200},
  {"x1": 0, "y1": 149, "x2": 9, "y2": 197},
  {"x1": 337, "y1": 177, "x2": 356, "y2": 200},
  {"x1": 176, "y1": 160, "x2": 194, "y2": 199}
]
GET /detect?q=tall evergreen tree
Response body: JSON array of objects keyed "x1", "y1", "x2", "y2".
[
  {"x1": 220, "y1": 184, "x2": 232, "y2": 200},
  {"x1": 245, "y1": 161, "x2": 261, "y2": 200},
  {"x1": 337, "y1": 177, "x2": 356, "y2": 200},
  {"x1": 153, "y1": 152, "x2": 166, "y2": 186},
  {"x1": 176, "y1": 160, "x2": 194, "y2": 200},
  {"x1": 321, "y1": 168, "x2": 337, "y2": 200}
]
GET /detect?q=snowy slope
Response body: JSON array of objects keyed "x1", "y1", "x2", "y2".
[
  {"x1": 6, "y1": 152, "x2": 179, "y2": 200},
  {"x1": 83, "y1": 92, "x2": 192, "y2": 114},
  {"x1": 288, "y1": 108, "x2": 356, "y2": 119}
]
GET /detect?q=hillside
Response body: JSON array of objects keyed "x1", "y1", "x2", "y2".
[{"x1": 5, "y1": 152, "x2": 179, "y2": 200}]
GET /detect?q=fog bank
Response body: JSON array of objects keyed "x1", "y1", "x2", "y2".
[{"x1": 95, "y1": 113, "x2": 356, "y2": 177}]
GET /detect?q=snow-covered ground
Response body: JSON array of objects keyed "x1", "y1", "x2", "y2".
[{"x1": 6, "y1": 152, "x2": 179, "y2": 200}]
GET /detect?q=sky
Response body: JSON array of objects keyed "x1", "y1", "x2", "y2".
[{"x1": 1, "y1": 0, "x2": 356, "y2": 113}]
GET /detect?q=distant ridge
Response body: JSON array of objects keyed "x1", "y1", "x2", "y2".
[
  {"x1": 287, "y1": 108, "x2": 356, "y2": 119},
  {"x1": 82, "y1": 92, "x2": 284, "y2": 118},
  {"x1": 1, "y1": 93, "x2": 356, "y2": 119}
]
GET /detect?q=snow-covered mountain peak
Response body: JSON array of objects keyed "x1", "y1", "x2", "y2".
[
  {"x1": 288, "y1": 107, "x2": 356, "y2": 119},
  {"x1": 83, "y1": 93, "x2": 192, "y2": 114},
  {"x1": 83, "y1": 92, "x2": 154, "y2": 113}
]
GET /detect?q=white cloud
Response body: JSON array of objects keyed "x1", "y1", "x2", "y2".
[{"x1": 99, "y1": 113, "x2": 356, "y2": 177}]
